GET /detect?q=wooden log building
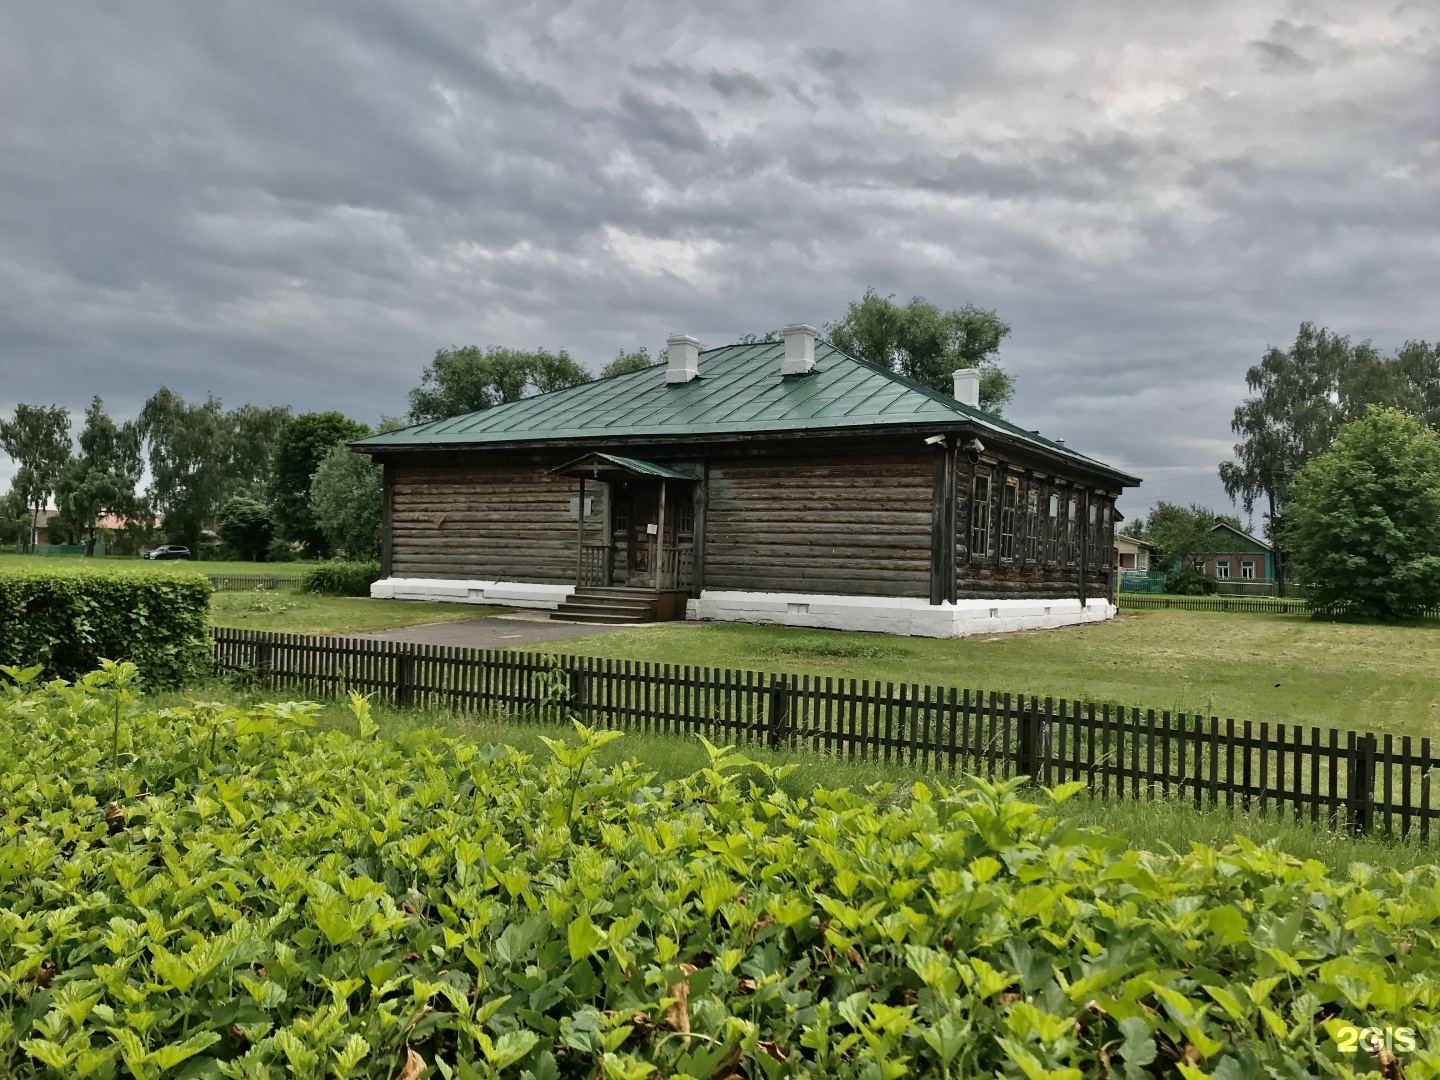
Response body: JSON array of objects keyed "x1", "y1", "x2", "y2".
[{"x1": 355, "y1": 325, "x2": 1141, "y2": 636}]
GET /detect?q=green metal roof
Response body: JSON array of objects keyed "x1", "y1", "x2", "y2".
[{"x1": 356, "y1": 339, "x2": 1137, "y2": 483}]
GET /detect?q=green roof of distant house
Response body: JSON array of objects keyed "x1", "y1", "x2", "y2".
[{"x1": 356, "y1": 339, "x2": 1138, "y2": 484}]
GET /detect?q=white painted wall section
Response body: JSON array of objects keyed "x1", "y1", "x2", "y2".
[
  {"x1": 371, "y1": 577, "x2": 573, "y2": 610},
  {"x1": 685, "y1": 590, "x2": 1114, "y2": 638}
]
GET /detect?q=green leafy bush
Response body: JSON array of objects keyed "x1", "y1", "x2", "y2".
[
  {"x1": 1166, "y1": 565, "x2": 1219, "y2": 595},
  {"x1": 1, "y1": 667, "x2": 1436, "y2": 1078},
  {"x1": 301, "y1": 560, "x2": 381, "y2": 596},
  {"x1": 0, "y1": 568, "x2": 210, "y2": 687}
]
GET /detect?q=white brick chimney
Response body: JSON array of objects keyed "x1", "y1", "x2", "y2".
[
  {"x1": 666, "y1": 333, "x2": 701, "y2": 383},
  {"x1": 952, "y1": 368, "x2": 980, "y2": 407},
  {"x1": 781, "y1": 323, "x2": 816, "y2": 375}
]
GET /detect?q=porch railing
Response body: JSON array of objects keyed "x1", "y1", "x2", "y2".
[
  {"x1": 579, "y1": 542, "x2": 611, "y2": 586},
  {"x1": 661, "y1": 544, "x2": 692, "y2": 591}
]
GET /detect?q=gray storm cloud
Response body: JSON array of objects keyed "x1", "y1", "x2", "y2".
[{"x1": 1, "y1": 1, "x2": 1437, "y2": 519}]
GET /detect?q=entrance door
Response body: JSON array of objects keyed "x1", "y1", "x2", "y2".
[{"x1": 625, "y1": 483, "x2": 660, "y2": 588}]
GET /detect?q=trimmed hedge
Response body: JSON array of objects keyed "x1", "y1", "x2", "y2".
[
  {"x1": 300, "y1": 560, "x2": 381, "y2": 596},
  {"x1": 0, "y1": 568, "x2": 211, "y2": 688}
]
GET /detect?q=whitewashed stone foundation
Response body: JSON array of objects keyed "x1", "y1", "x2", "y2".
[
  {"x1": 685, "y1": 590, "x2": 1114, "y2": 638},
  {"x1": 369, "y1": 578, "x2": 1116, "y2": 637},
  {"x1": 371, "y1": 577, "x2": 573, "y2": 610}
]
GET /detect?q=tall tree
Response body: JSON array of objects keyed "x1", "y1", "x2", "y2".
[
  {"x1": 136, "y1": 388, "x2": 232, "y2": 551},
  {"x1": 1393, "y1": 340, "x2": 1440, "y2": 432},
  {"x1": 54, "y1": 398, "x2": 144, "y2": 556},
  {"x1": 0, "y1": 486, "x2": 29, "y2": 547},
  {"x1": 825, "y1": 289, "x2": 1015, "y2": 412},
  {"x1": 0, "y1": 404, "x2": 71, "y2": 552},
  {"x1": 1218, "y1": 322, "x2": 1352, "y2": 593},
  {"x1": 599, "y1": 346, "x2": 659, "y2": 379},
  {"x1": 268, "y1": 412, "x2": 371, "y2": 556},
  {"x1": 407, "y1": 346, "x2": 593, "y2": 423},
  {"x1": 228, "y1": 404, "x2": 292, "y2": 496},
  {"x1": 1285, "y1": 407, "x2": 1440, "y2": 619},
  {"x1": 310, "y1": 445, "x2": 382, "y2": 560},
  {"x1": 1131, "y1": 501, "x2": 1243, "y2": 573}
]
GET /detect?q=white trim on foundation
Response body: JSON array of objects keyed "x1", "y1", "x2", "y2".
[
  {"x1": 685, "y1": 590, "x2": 1114, "y2": 638},
  {"x1": 371, "y1": 577, "x2": 574, "y2": 610}
]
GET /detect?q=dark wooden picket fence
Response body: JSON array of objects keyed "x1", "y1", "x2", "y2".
[
  {"x1": 207, "y1": 574, "x2": 304, "y2": 592},
  {"x1": 213, "y1": 628, "x2": 1439, "y2": 841}
]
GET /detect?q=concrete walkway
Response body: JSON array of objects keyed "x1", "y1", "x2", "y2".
[{"x1": 358, "y1": 611, "x2": 647, "y2": 649}]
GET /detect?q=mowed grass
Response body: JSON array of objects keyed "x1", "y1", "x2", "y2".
[
  {"x1": 0, "y1": 553, "x2": 309, "y2": 576},
  {"x1": 209, "y1": 589, "x2": 504, "y2": 636},
  {"x1": 541, "y1": 609, "x2": 1440, "y2": 740},
  {"x1": 161, "y1": 680, "x2": 1440, "y2": 874}
]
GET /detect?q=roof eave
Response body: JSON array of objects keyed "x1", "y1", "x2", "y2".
[{"x1": 356, "y1": 420, "x2": 1141, "y2": 488}]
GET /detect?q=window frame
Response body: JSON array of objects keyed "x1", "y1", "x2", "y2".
[
  {"x1": 969, "y1": 473, "x2": 992, "y2": 561},
  {"x1": 999, "y1": 478, "x2": 1019, "y2": 561},
  {"x1": 1023, "y1": 485, "x2": 1039, "y2": 562},
  {"x1": 1214, "y1": 559, "x2": 1231, "y2": 580}
]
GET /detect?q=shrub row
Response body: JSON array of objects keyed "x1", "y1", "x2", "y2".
[
  {"x1": 1, "y1": 668, "x2": 1436, "y2": 1077},
  {"x1": 0, "y1": 568, "x2": 210, "y2": 688},
  {"x1": 301, "y1": 560, "x2": 381, "y2": 597}
]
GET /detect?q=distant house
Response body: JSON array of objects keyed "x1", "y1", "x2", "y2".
[
  {"x1": 1198, "y1": 521, "x2": 1273, "y2": 585},
  {"x1": 25, "y1": 507, "x2": 59, "y2": 548},
  {"x1": 1113, "y1": 533, "x2": 1151, "y2": 572},
  {"x1": 354, "y1": 325, "x2": 1142, "y2": 637}
]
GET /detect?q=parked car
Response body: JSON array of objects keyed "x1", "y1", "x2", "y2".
[{"x1": 143, "y1": 545, "x2": 191, "y2": 561}]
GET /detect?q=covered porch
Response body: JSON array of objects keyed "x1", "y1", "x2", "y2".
[{"x1": 551, "y1": 452, "x2": 701, "y2": 605}]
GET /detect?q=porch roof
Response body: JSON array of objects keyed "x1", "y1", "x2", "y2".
[{"x1": 551, "y1": 452, "x2": 698, "y2": 481}]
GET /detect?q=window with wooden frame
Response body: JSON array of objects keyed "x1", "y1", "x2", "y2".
[
  {"x1": 1100, "y1": 502, "x2": 1113, "y2": 566},
  {"x1": 1215, "y1": 559, "x2": 1231, "y2": 579},
  {"x1": 1023, "y1": 486, "x2": 1040, "y2": 562},
  {"x1": 999, "y1": 479, "x2": 1019, "y2": 560},
  {"x1": 1241, "y1": 559, "x2": 1256, "y2": 580},
  {"x1": 674, "y1": 495, "x2": 695, "y2": 538},
  {"x1": 1067, "y1": 496, "x2": 1079, "y2": 565},
  {"x1": 970, "y1": 474, "x2": 991, "y2": 559},
  {"x1": 1045, "y1": 492, "x2": 1060, "y2": 564},
  {"x1": 612, "y1": 485, "x2": 630, "y2": 534}
]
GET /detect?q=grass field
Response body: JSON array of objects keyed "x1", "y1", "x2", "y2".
[
  {"x1": 209, "y1": 589, "x2": 504, "y2": 635},
  {"x1": 0, "y1": 552, "x2": 309, "y2": 575},
  {"x1": 537, "y1": 609, "x2": 1440, "y2": 740},
  {"x1": 162, "y1": 679, "x2": 1440, "y2": 873}
]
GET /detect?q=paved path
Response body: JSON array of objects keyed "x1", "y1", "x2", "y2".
[{"x1": 358, "y1": 612, "x2": 644, "y2": 649}]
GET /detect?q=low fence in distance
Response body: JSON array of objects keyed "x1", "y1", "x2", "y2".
[
  {"x1": 1119, "y1": 594, "x2": 1315, "y2": 615},
  {"x1": 208, "y1": 574, "x2": 305, "y2": 592},
  {"x1": 1118, "y1": 593, "x2": 1440, "y2": 618},
  {"x1": 213, "y1": 628, "x2": 1437, "y2": 841}
]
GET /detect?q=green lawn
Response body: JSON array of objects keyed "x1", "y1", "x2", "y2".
[
  {"x1": 0, "y1": 553, "x2": 310, "y2": 575},
  {"x1": 539, "y1": 609, "x2": 1440, "y2": 740},
  {"x1": 209, "y1": 590, "x2": 504, "y2": 635}
]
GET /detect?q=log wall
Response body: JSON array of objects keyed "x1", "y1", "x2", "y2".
[
  {"x1": 382, "y1": 442, "x2": 1122, "y2": 603},
  {"x1": 390, "y1": 460, "x2": 576, "y2": 583},
  {"x1": 705, "y1": 453, "x2": 934, "y2": 597}
]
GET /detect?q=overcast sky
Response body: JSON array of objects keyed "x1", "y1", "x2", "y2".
[{"x1": 2, "y1": 2, "x2": 1437, "y2": 521}]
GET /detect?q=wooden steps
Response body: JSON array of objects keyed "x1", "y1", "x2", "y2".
[{"x1": 550, "y1": 587, "x2": 660, "y2": 624}]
